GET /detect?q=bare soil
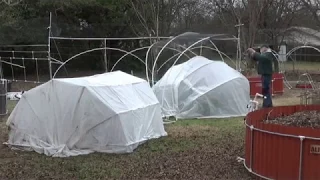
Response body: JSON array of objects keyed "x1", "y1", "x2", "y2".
[{"x1": 264, "y1": 111, "x2": 320, "y2": 128}]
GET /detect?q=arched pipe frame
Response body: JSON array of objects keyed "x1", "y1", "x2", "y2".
[
  {"x1": 285, "y1": 45, "x2": 320, "y2": 71},
  {"x1": 52, "y1": 44, "x2": 201, "y2": 79},
  {"x1": 156, "y1": 46, "x2": 236, "y2": 74},
  {"x1": 53, "y1": 47, "x2": 149, "y2": 78},
  {"x1": 110, "y1": 44, "x2": 199, "y2": 72},
  {"x1": 50, "y1": 36, "x2": 172, "y2": 79},
  {"x1": 279, "y1": 45, "x2": 320, "y2": 89},
  {"x1": 148, "y1": 35, "x2": 238, "y2": 120},
  {"x1": 52, "y1": 34, "x2": 238, "y2": 84},
  {"x1": 146, "y1": 34, "x2": 239, "y2": 86}
]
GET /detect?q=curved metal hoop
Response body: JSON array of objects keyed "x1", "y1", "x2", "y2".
[
  {"x1": 148, "y1": 35, "x2": 238, "y2": 86},
  {"x1": 110, "y1": 46, "x2": 151, "y2": 72},
  {"x1": 110, "y1": 45, "x2": 195, "y2": 73},
  {"x1": 156, "y1": 37, "x2": 211, "y2": 112},
  {"x1": 152, "y1": 37, "x2": 211, "y2": 87},
  {"x1": 145, "y1": 33, "x2": 197, "y2": 83},
  {"x1": 284, "y1": 45, "x2": 320, "y2": 72},
  {"x1": 156, "y1": 45, "x2": 236, "y2": 74},
  {"x1": 52, "y1": 47, "x2": 145, "y2": 79},
  {"x1": 155, "y1": 37, "x2": 238, "y2": 117},
  {"x1": 145, "y1": 33, "x2": 236, "y2": 83},
  {"x1": 286, "y1": 45, "x2": 320, "y2": 59}
]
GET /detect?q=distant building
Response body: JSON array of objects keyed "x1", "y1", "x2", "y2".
[
  {"x1": 278, "y1": 26, "x2": 320, "y2": 62},
  {"x1": 281, "y1": 26, "x2": 320, "y2": 47}
]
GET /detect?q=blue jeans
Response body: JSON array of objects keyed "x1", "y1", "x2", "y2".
[{"x1": 261, "y1": 75, "x2": 273, "y2": 108}]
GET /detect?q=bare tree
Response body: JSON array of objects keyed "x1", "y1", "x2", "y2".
[
  {"x1": 128, "y1": 0, "x2": 189, "y2": 37},
  {"x1": 301, "y1": 0, "x2": 320, "y2": 26},
  {"x1": 213, "y1": 0, "x2": 300, "y2": 50},
  {"x1": 258, "y1": 0, "x2": 302, "y2": 50},
  {"x1": 213, "y1": 0, "x2": 269, "y2": 49}
]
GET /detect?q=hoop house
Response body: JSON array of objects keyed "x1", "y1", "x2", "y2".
[
  {"x1": 153, "y1": 56, "x2": 250, "y2": 119},
  {"x1": 6, "y1": 71, "x2": 167, "y2": 157},
  {"x1": 145, "y1": 32, "x2": 238, "y2": 85}
]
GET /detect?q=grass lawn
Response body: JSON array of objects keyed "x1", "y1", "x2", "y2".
[
  {"x1": 282, "y1": 61, "x2": 320, "y2": 71},
  {"x1": 223, "y1": 59, "x2": 320, "y2": 73},
  {"x1": 0, "y1": 85, "x2": 301, "y2": 179}
]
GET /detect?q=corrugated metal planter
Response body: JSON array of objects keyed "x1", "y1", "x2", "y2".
[{"x1": 244, "y1": 105, "x2": 320, "y2": 180}]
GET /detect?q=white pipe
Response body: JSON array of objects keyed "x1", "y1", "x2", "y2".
[
  {"x1": 156, "y1": 45, "x2": 236, "y2": 74},
  {"x1": 53, "y1": 47, "x2": 146, "y2": 78},
  {"x1": 0, "y1": 44, "x2": 47, "y2": 47},
  {"x1": 48, "y1": 12, "x2": 52, "y2": 79},
  {"x1": 147, "y1": 33, "x2": 190, "y2": 85},
  {"x1": 50, "y1": 36, "x2": 171, "y2": 41}
]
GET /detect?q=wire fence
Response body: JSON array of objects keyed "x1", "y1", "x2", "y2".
[{"x1": 0, "y1": 44, "x2": 49, "y2": 83}]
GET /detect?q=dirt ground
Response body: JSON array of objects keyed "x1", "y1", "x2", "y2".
[{"x1": 0, "y1": 83, "x2": 304, "y2": 180}]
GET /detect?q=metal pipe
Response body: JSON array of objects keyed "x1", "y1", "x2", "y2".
[
  {"x1": 240, "y1": 157, "x2": 274, "y2": 180},
  {"x1": 22, "y1": 57, "x2": 26, "y2": 82},
  {"x1": 48, "y1": 12, "x2": 53, "y2": 79},
  {"x1": 244, "y1": 121, "x2": 320, "y2": 140},
  {"x1": 250, "y1": 125, "x2": 254, "y2": 170},
  {"x1": 104, "y1": 39, "x2": 107, "y2": 72},
  {"x1": 299, "y1": 136, "x2": 305, "y2": 180},
  {"x1": 52, "y1": 47, "x2": 145, "y2": 78},
  {"x1": 10, "y1": 57, "x2": 14, "y2": 80},
  {"x1": 0, "y1": 44, "x2": 47, "y2": 47},
  {"x1": 0, "y1": 57, "x2": 48, "y2": 61},
  {"x1": 0, "y1": 50, "x2": 48, "y2": 53},
  {"x1": 50, "y1": 36, "x2": 171, "y2": 41}
]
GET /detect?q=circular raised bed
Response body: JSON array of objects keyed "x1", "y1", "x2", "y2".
[{"x1": 244, "y1": 105, "x2": 320, "y2": 180}]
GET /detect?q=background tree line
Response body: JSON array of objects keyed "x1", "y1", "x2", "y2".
[{"x1": 0, "y1": 0, "x2": 320, "y2": 78}]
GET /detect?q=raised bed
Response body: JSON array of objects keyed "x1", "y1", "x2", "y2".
[
  {"x1": 247, "y1": 73, "x2": 284, "y2": 96},
  {"x1": 244, "y1": 105, "x2": 320, "y2": 180},
  {"x1": 295, "y1": 83, "x2": 313, "y2": 89}
]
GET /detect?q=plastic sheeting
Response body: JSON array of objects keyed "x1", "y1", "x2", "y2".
[
  {"x1": 153, "y1": 56, "x2": 250, "y2": 119},
  {"x1": 5, "y1": 71, "x2": 167, "y2": 157}
]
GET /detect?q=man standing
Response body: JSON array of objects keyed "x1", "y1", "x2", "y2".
[{"x1": 247, "y1": 45, "x2": 274, "y2": 108}]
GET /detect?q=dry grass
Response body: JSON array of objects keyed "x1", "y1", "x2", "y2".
[{"x1": 166, "y1": 125, "x2": 217, "y2": 138}]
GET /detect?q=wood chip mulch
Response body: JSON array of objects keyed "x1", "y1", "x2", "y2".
[{"x1": 264, "y1": 111, "x2": 320, "y2": 129}]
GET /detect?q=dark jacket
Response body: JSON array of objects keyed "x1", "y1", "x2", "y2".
[{"x1": 253, "y1": 52, "x2": 274, "y2": 75}]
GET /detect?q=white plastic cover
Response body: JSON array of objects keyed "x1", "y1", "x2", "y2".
[
  {"x1": 5, "y1": 71, "x2": 167, "y2": 157},
  {"x1": 153, "y1": 56, "x2": 250, "y2": 119}
]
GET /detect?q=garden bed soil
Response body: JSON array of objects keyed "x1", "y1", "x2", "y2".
[{"x1": 264, "y1": 111, "x2": 320, "y2": 128}]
